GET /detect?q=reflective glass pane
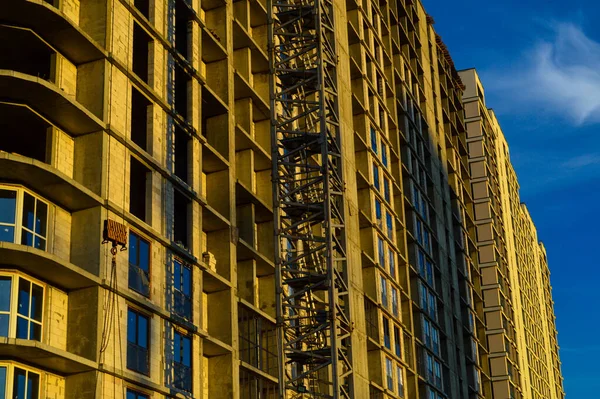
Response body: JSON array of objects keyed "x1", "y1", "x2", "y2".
[
  {"x1": 13, "y1": 367, "x2": 26, "y2": 399},
  {"x1": 0, "y1": 190, "x2": 16, "y2": 224},
  {"x1": 182, "y1": 265, "x2": 191, "y2": 295},
  {"x1": 33, "y1": 237, "x2": 46, "y2": 251},
  {"x1": 174, "y1": 332, "x2": 181, "y2": 362},
  {"x1": 18, "y1": 279, "x2": 31, "y2": 316},
  {"x1": 35, "y1": 201, "x2": 47, "y2": 236},
  {"x1": 0, "y1": 366, "x2": 6, "y2": 399},
  {"x1": 127, "y1": 390, "x2": 137, "y2": 399},
  {"x1": 174, "y1": 261, "x2": 181, "y2": 290},
  {"x1": 31, "y1": 283, "x2": 43, "y2": 321},
  {"x1": 0, "y1": 225, "x2": 15, "y2": 243},
  {"x1": 0, "y1": 314, "x2": 9, "y2": 337},
  {"x1": 30, "y1": 322, "x2": 42, "y2": 341},
  {"x1": 137, "y1": 315, "x2": 148, "y2": 348},
  {"x1": 183, "y1": 336, "x2": 191, "y2": 366},
  {"x1": 0, "y1": 276, "x2": 11, "y2": 311},
  {"x1": 138, "y1": 239, "x2": 149, "y2": 272},
  {"x1": 22, "y1": 193, "x2": 35, "y2": 230},
  {"x1": 21, "y1": 231, "x2": 33, "y2": 247},
  {"x1": 17, "y1": 316, "x2": 29, "y2": 339},
  {"x1": 127, "y1": 309, "x2": 136, "y2": 343},
  {"x1": 129, "y1": 233, "x2": 139, "y2": 265},
  {"x1": 27, "y1": 371, "x2": 39, "y2": 399}
]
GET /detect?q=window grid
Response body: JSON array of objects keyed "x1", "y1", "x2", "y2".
[
  {"x1": 0, "y1": 274, "x2": 44, "y2": 342},
  {"x1": 0, "y1": 186, "x2": 48, "y2": 251}
]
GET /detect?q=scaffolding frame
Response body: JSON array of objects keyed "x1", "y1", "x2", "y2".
[{"x1": 269, "y1": 0, "x2": 353, "y2": 396}]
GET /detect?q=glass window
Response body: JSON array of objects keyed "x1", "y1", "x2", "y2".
[
  {"x1": 371, "y1": 128, "x2": 378, "y2": 154},
  {"x1": 429, "y1": 293, "x2": 436, "y2": 320},
  {"x1": 16, "y1": 279, "x2": 43, "y2": 341},
  {"x1": 0, "y1": 189, "x2": 17, "y2": 243},
  {"x1": 0, "y1": 277, "x2": 11, "y2": 337},
  {"x1": 378, "y1": 236, "x2": 385, "y2": 267},
  {"x1": 391, "y1": 287, "x2": 398, "y2": 317},
  {"x1": 397, "y1": 365, "x2": 405, "y2": 397},
  {"x1": 388, "y1": 249, "x2": 396, "y2": 280},
  {"x1": 380, "y1": 275, "x2": 388, "y2": 308},
  {"x1": 381, "y1": 142, "x2": 388, "y2": 167},
  {"x1": 383, "y1": 316, "x2": 390, "y2": 349},
  {"x1": 173, "y1": 330, "x2": 192, "y2": 392},
  {"x1": 127, "y1": 309, "x2": 150, "y2": 375},
  {"x1": 373, "y1": 163, "x2": 380, "y2": 190},
  {"x1": 394, "y1": 326, "x2": 401, "y2": 357},
  {"x1": 432, "y1": 327, "x2": 440, "y2": 355},
  {"x1": 127, "y1": 389, "x2": 149, "y2": 399},
  {"x1": 434, "y1": 360, "x2": 442, "y2": 388},
  {"x1": 173, "y1": 260, "x2": 192, "y2": 320},
  {"x1": 129, "y1": 232, "x2": 151, "y2": 297},
  {"x1": 384, "y1": 178, "x2": 390, "y2": 202},
  {"x1": 386, "y1": 357, "x2": 393, "y2": 390},
  {"x1": 21, "y1": 193, "x2": 47, "y2": 250},
  {"x1": 418, "y1": 250, "x2": 426, "y2": 275},
  {"x1": 386, "y1": 212, "x2": 393, "y2": 240},
  {"x1": 0, "y1": 366, "x2": 5, "y2": 399},
  {"x1": 426, "y1": 260, "x2": 434, "y2": 286},
  {"x1": 375, "y1": 199, "x2": 382, "y2": 222},
  {"x1": 0, "y1": 187, "x2": 48, "y2": 250},
  {"x1": 13, "y1": 367, "x2": 39, "y2": 399}
]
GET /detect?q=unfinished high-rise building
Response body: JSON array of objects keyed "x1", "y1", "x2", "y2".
[{"x1": 0, "y1": 1, "x2": 563, "y2": 399}]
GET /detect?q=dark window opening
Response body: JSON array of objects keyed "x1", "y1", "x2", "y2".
[
  {"x1": 175, "y1": 0, "x2": 192, "y2": 60},
  {"x1": 131, "y1": 87, "x2": 150, "y2": 150},
  {"x1": 173, "y1": 190, "x2": 189, "y2": 248},
  {"x1": 129, "y1": 231, "x2": 151, "y2": 297},
  {"x1": 238, "y1": 306, "x2": 278, "y2": 377},
  {"x1": 0, "y1": 117, "x2": 48, "y2": 163},
  {"x1": 133, "y1": 23, "x2": 151, "y2": 83},
  {"x1": 239, "y1": 369, "x2": 278, "y2": 399},
  {"x1": 0, "y1": 27, "x2": 53, "y2": 81},
  {"x1": 134, "y1": 0, "x2": 150, "y2": 19},
  {"x1": 127, "y1": 309, "x2": 150, "y2": 375},
  {"x1": 174, "y1": 65, "x2": 190, "y2": 119},
  {"x1": 174, "y1": 125, "x2": 190, "y2": 183},
  {"x1": 130, "y1": 157, "x2": 150, "y2": 222}
]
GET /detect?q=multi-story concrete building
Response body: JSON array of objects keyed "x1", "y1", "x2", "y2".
[
  {"x1": 460, "y1": 68, "x2": 565, "y2": 399},
  {"x1": 0, "y1": 1, "x2": 562, "y2": 399}
]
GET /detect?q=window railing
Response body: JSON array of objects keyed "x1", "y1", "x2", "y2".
[
  {"x1": 172, "y1": 362, "x2": 192, "y2": 393},
  {"x1": 127, "y1": 342, "x2": 149, "y2": 375},
  {"x1": 173, "y1": 290, "x2": 192, "y2": 320},
  {"x1": 129, "y1": 264, "x2": 150, "y2": 297}
]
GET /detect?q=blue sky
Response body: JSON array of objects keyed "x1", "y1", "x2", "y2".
[{"x1": 421, "y1": 0, "x2": 600, "y2": 397}]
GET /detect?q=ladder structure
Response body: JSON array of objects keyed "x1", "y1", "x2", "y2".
[{"x1": 269, "y1": 0, "x2": 353, "y2": 396}]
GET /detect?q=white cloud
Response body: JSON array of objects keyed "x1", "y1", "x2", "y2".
[
  {"x1": 561, "y1": 153, "x2": 600, "y2": 169},
  {"x1": 485, "y1": 22, "x2": 600, "y2": 125}
]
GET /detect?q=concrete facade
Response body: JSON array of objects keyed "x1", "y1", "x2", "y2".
[{"x1": 0, "y1": 1, "x2": 562, "y2": 399}]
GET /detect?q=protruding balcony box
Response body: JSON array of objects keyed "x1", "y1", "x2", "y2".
[
  {"x1": 0, "y1": 70, "x2": 104, "y2": 135},
  {"x1": 1, "y1": 0, "x2": 105, "y2": 65},
  {"x1": 0, "y1": 152, "x2": 102, "y2": 212},
  {"x1": 0, "y1": 242, "x2": 99, "y2": 290}
]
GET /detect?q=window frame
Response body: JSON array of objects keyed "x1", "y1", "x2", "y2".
[
  {"x1": 172, "y1": 328, "x2": 193, "y2": 393},
  {"x1": 0, "y1": 185, "x2": 49, "y2": 251},
  {"x1": 0, "y1": 362, "x2": 41, "y2": 399},
  {"x1": 172, "y1": 258, "x2": 193, "y2": 321},
  {"x1": 127, "y1": 308, "x2": 151, "y2": 376},
  {"x1": 128, "y1": 231, "x2": 152, "y2": 298},
  {"x1": 0, "y1": 273, "x2": 44, "y2": 342}
]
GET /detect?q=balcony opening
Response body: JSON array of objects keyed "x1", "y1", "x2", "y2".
[
  {"x1": 175, "y1": 0, "x2": 192, "y2": 60},
  {"x1": 0, "y1": 26, "x2": 53, "y2": 81},
  {"x1": 130, "y1": 157, "x2": 150, "y2": 222},
  {"x1": 133, "y1": 22, "x2": 151, "y2": 83},
  {"x1": 173, "y1": 189, "x2": 189, "y2": 249},
  {"x1": 174, "y1": 65, "x2": 190, "y2": 120},
  {"x1": 134, "y1": 0, "x2": 150, "y2": 19},
  {"x1": 0, "y1": 112, "x2": 49, "y2": 163},
  {"x1": 174, "y1": 125, "x2": 190, "y2": 183},
  {"x1": 131, "y1": 86, "x2": 150, "y2": 151}
]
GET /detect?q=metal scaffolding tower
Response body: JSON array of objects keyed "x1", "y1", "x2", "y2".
[{"x1": 269, "y1": 0, "x2": 353, "y2": 396}]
